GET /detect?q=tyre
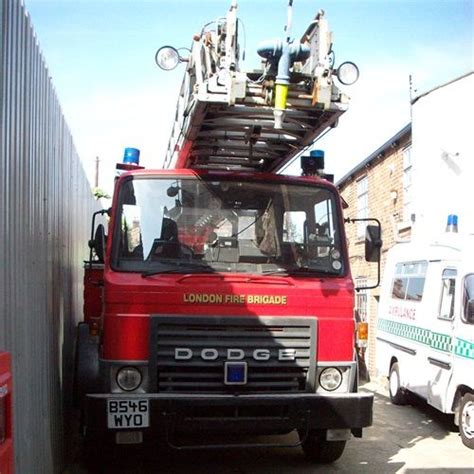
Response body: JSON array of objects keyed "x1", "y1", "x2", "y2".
[
  {"x1": 389, "y1": 362, "x2": 409, "y2": 405},
  {"x1": 300, "y1": 430, "x2": 346, "y2": 463},
  {"x1": 459, "y1": 392, "x2": 474, "y2": 449}
]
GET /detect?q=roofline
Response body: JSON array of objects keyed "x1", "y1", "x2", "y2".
[
  {"x1": 337, "y1": 123, "x2": 411, "y2": 188},
  {"x1": 115, "y1": 167, "x2": 339, "y2": 191},
  {"x1": 411, "y1": 70, "x2": 473, "y2": 105}
]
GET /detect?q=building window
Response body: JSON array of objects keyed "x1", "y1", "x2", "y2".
[
  {"x1": 356, "y1": 176, "x2": 368, "y2": 238},
  {"x1": 403, "y1": 145, "x2": 413, "y2": 221}
]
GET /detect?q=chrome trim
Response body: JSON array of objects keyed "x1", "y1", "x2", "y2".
[{"x1": 376, "y1": 336, "x2": 417, "y2": 356}]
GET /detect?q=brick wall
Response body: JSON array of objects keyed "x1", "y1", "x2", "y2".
[{"x1": 339, "y1": 132, "x2": 411, "y2": 375}]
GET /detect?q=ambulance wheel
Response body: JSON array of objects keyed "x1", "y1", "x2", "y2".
[
  {"x1": 300, "y1": 430, "x2": 346, "y2": 463},
  {"x1": 459, "y1": 392, "x2": 474, "y2": 449},
  {"x1": 389, "y1": 362, "x2": 409, "y2": 405}
]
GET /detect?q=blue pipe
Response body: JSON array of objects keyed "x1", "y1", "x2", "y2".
[{"x1": 257, "y1": 40, "x2": 310, "y2": 85}]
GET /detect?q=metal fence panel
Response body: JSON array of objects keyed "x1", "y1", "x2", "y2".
[{"x1": 0, "y1": 1, "x2": 100, "y2": 472}]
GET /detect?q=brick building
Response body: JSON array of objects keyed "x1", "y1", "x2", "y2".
[{"x1": 337, "y1": 124, "x2": 412, "y2": 375}]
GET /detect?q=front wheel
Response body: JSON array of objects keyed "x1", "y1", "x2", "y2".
[
  {"x1": 389, "y1": 362, "x2": 409, "y2": 405},
  {"x1": 300, "y1": 430, "x2": 346, "y2": 463},
  {"x1": 459, "y1": 392, "x2": 474, "y2": 449}
]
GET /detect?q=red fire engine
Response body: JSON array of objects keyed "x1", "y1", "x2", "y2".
[{"x1": 75, "y1": 1, "x2": 381, "y2": 465}]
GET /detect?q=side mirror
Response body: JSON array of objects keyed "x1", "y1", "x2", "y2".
[
  {"x1": 466, "y1": 300, "x2": 474, "y2": 323},
  {"x1": 346, "y1": 217, "x2": 382, "y2": 290},
  {"x1": 365, "y1": 225, "x2": 382, "y2": 262},
  {"x1": 93, "y1": 224, "x2": 106, "y2": 263}
]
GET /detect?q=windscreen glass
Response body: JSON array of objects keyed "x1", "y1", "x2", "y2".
[{"x1": 112, "y1": 177, "x2": 345, "y2": 276}]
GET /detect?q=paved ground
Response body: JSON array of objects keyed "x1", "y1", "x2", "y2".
[{"x1": 65, "y1": 381, "x2": 474, "y2": 473}]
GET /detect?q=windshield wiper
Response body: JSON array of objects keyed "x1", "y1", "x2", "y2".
[
  {"x1": 262, "y1": 266, "x2": 339, "y2": 276},
  {"x1": 142, "y1": 261, "x2": 215, "y2": 277}
]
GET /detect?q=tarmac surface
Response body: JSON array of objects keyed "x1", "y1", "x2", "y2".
[{"x1": 65, "y1": 380, "x2": 474, "y2": 473}]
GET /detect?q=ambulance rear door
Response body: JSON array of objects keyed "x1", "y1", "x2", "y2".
[{"x1": 425, "y1": 265, "x2": 457, "y2": 412}]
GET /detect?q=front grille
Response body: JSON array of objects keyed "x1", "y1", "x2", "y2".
[{"x1": 150, "y1": 316, "x2": 316, "y2": 394}]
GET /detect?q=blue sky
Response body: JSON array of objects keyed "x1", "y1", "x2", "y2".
[{"x1": 23, "y1": 0, "x2": 473, "y2": 191}]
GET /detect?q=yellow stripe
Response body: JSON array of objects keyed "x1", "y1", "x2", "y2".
[{"x1": 275, "y1": 84, "x2": 288, "y2": 110}]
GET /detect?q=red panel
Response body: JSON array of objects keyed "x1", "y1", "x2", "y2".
[
  {"x1": 83, "y1": 265, "x2": 104, "y2": 324},
  {"x1": 0, "y1": 352, "x2": 13, "y2": 474},
  {"x1": 102, "y1": 314, "x2": 150, "y2": 361},
  {"x1": 101, "y1": 271, "x2": 355, "y2": 363},
  {"x1": 174, "y1": 140, "x2": 194, "y2": 169},
  {"x1": 317, "y1": 318, "x2": 355, "y2": 361}
]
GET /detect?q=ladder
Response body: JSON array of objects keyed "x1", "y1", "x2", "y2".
[{"x1": 161, "y1": 1, "x2": 353, "y2": 172}]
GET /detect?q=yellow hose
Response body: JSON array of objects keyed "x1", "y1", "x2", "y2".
[{"x1": 275, "y1": 83, "x2": 289, "y2": 110}]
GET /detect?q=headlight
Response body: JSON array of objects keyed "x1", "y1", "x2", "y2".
[
  {"x1": 336, "y1": 61, "x2": 359, "y2": 85},
  {"x1": 319, "y1": 367, "x2": 342, "y2": 391},
  {"x1": 116, "y1": 366, "x2": 142, "y2": 391},
  {"x1": 155, "y1": 46, "x2": 180, "y2": 71}
]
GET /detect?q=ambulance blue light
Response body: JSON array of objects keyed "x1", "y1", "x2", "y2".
[
  {"x1": 123, "y1": 148, "x2": 140, "y2": 165},
  {"x1": 446, "y1": 214, "x2": 458, "y2": 233}
]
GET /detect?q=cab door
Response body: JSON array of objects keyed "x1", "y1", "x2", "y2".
[{"x1": 426, "y1": 267, "x2": 457, "y2": 412}]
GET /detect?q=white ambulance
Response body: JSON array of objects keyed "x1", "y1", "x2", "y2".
[{"x1": 376, "y1": 229, "x2": 474, "y2": 449}]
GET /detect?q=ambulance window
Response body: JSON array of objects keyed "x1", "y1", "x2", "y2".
[
  {"x1": 392, "y1": 277, "x2": 407, "y2": 299},
  {"x1": 394, "y1": 263, "x2": 403, "y2": 274},
  {"x1": 406, "y1": 277, "x2": 425, "y2": 301},
  {"x1": 463, "y1": 274, "x2": 474, "y2": 324},
  {"x1": 439, "y1": 269, "x2": 457, "y2": 320},
  {"x1": 391, "y1": 261, "x2": 427, "y2": 301}
]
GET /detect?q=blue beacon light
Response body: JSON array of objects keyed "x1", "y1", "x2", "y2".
[
  {"x1": 123, "y1": 147, "x2": 140, "y2": 165},
  {"x1": 116, "y1": 147, "x2": 144, "y2": 172},
  {"x1": 446, "y1": 214, "x2": 458, "y2": 233}
]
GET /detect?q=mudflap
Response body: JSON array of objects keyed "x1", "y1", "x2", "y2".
[
  {"x1": 357, "y1": 348, "x2": 370, "y2": 384},
  {"x1": 73, "y1": 322, "x2": 100, "y2": 409}
]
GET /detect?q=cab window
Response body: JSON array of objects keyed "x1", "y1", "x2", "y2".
[{"x1": 112, "y1": 176, "x2": 346, "y2": 276}]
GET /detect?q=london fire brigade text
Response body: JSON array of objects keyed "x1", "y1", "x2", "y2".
[{"x1": 183, "y1": 293, "x2": 288, "y2": 305}]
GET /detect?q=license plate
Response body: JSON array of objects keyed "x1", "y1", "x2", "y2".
[{"x1": 107, "y1": 399, "x2": 149, "y2": 429}]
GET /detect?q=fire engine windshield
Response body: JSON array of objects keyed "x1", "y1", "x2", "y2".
[{"x1": 112, "y1": 176, "x2": 345, "y2": 276}]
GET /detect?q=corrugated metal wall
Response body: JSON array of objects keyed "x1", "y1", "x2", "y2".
[{"x1": 0, "y1": 1, "x2": 100, "y2": 472}]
